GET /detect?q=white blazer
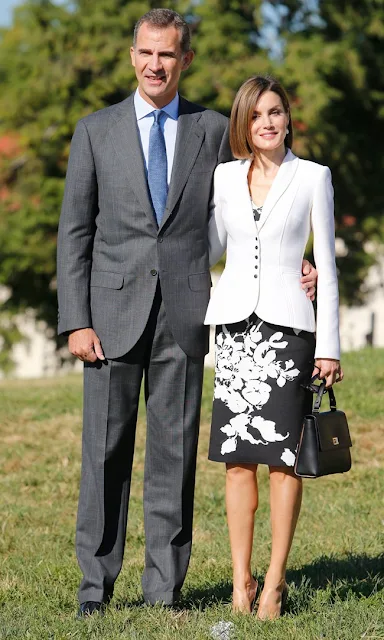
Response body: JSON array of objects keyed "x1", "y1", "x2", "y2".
[{"x1": 204, "y1": 149, "x2": 340, "y2": 360}]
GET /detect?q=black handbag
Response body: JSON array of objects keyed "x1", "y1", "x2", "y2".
[{"x1": 294, "y1": 378, "x2": 352, "y2": 478}]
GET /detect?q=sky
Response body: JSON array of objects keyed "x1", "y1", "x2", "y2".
[{"x1": 0, "y1": 0, "x2": 19, "y2": 27}]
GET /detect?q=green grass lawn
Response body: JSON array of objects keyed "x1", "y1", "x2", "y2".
[{"x1": 0, "y1": 348, "x2": 383, "y2": 639}]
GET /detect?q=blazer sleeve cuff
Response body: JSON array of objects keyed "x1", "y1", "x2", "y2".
[{"x1": 314, "y1": 339, "x2": 340, "y2": 361}]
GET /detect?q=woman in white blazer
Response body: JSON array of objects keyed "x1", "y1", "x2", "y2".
[{"x1": 205, "y1": 76, "x2": 343, "y2": 618}]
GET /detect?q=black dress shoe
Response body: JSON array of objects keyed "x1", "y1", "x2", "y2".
[{"x1": 77, "y1": 601, "x2": 104, "y2": 618}]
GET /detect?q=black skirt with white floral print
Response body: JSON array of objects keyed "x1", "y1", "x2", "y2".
[{"x1": 209, "y1": 314, "x2": 315, "y2": 467}]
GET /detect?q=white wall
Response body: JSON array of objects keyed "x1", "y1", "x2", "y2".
[{"x1": 339, "y1": 257, "x2": 384, "y2": 351}]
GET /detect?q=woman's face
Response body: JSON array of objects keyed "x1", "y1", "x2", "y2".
[{"x1": 250, "y1": 90, "x2": 289, "y2": 154}]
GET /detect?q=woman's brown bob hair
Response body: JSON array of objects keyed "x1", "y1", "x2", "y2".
[{"x1": 230, "y1": 75, "x2": 293, "y2": 159}]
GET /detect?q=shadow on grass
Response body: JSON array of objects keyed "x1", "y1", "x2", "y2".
[
  {"x1": 285, "y1": 553, "x2": 384, "y2": 613},
  {"x1": 181, "y1": 579, "x2": 233, "y2": 610},
  {"x1": 184, "y1": 553, "x2": 383, "y2": 612},
  {"x1": 112, "y1": 553, "x2": 383, "y2": 613},
  {"x1": 113, "y1": 580, "x2": 233, "y2": 613}
]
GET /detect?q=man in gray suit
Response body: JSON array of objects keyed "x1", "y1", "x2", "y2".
[
  {"x1": 57, "y1": 8, "x2": 316, "y2": 615},
  {"x1": 57, "y1": 9, "x2": 231, "y2": 615}
]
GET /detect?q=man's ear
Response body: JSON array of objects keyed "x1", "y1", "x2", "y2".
[
  {"x1": 182, "y1": 49, "x2": 195, "y2": 71},
  {"x1": 130, "y1": 46, "x2": 136, "y2": 67}
]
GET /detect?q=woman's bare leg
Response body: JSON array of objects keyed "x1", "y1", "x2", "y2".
[
  {"x1": 226, "y1": 463, "x2": 259, "y2": 613},
  {"x1": 257, "y1": 466, "x2": 302, "y2": 619}
]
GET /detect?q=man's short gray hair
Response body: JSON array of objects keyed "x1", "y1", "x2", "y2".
[{"x1": 133, "y1": 9, "x2": 191, "y2": 54}]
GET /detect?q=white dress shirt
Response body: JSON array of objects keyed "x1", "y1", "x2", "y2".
[{"x1": 134, "y1": 89, "x2": 179, "y2": 185}]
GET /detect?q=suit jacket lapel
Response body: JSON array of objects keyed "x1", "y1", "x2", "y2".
[
  {"x1": 258, "y1": 149, "x2": 299, "y2": 231},
  {"x1": 160, "y1": 97, "x2": 205, "y2": 230},
  {"x1": 109, "y1": 94, "x2": 157, "y2": 230}
]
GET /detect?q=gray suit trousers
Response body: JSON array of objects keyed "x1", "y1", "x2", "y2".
[{"x1": 76, "y1": 287, "x2": 205, "y2": 605}]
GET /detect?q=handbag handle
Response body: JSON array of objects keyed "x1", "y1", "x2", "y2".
[{"x1": 310, "y1": 376, "x2": 337, "y2": 413}]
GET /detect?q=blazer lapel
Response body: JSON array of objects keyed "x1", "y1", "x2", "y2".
[
  {"x1": 160, "y1": 97, "x2": 205, "y2": 230},
  {"x1": 258, "y1": 149, "x2": 299, "y2": 231},
  {"x1": 109, "y1": 94, "x2": 157, "y2": 229},
  {"x1": 237, "y1": 159, "x2": 258, "y2": 235}
]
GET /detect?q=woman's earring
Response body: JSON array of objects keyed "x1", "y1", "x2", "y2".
[{"x1": 286, "y1": 128, "x2": 289, "y2": 136}]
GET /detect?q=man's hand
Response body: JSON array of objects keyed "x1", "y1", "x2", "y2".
[
  {"x1": 68, "y1": 328, "x2": 105, "y2": 362},
  {"x1": 301, "y1": 259, "x2": 317, "y2": 301}
]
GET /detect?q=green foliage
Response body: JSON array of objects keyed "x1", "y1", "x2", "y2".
[
  {"x1": 0, "y1": 313, "x2": 24, "y2": 373},
  {"x1": 279, "y1": 0, "x2": 384, "y2": 303},
  {"x1": 183, "y1": 0, "x2": 270, "y2": 113},
  {"x1": 0, "y1": 0, "x2": 146, "y2": 333},
  {"x1": 0, "y1": 0, "x2": 383, "y2": 361}
]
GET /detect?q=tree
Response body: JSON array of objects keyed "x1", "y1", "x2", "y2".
[
  {"x1": 0, "y1": 0, "x2": 383, "y2": 368},
  {"x1": 276, "y1": 0, "x2": 384, "y2": 303},
  {"x1": 0, "y1": 0, "x2": 144, "y2": 337}
]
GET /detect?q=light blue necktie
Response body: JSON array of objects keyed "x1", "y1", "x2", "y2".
[{"x1": 148, "y1": 110, "x2": 168, "y2": 226}]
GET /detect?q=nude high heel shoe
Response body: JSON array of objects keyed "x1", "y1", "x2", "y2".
[
  {"x1": 232, "y1": 578, "x2": 259, "y2": 614},
  {"x1": 256, "y1": 581, "x2": 288, "y2": 620}
]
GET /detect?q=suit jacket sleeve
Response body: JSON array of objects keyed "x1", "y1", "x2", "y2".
[
  {"x1": 57, "y1": 120, "x2": 98, "y2": 335},
  {"x1": 217, "y1": 122, "x2": 232, "y2": 164},
  {"x1": 311, "y1": 166, "x2": 341, "y2": 360},
  {"x1": 208, "y1": 164, "x2": 228, "y2": 267}
]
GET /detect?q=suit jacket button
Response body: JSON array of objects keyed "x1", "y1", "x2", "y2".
[
  {"x1": 158, "y1": 237, "x2": 163, "y2": 243},
  {"x1": 254, "y1": 274, "x2": 258, "y2": 278},
  {"x1": 150, "y1": 269, "x2": 158, "y2": 276}
]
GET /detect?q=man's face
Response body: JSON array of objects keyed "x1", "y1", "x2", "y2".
[{"x1": 130, "y1": 23, "x2": 194, "y2": 108}]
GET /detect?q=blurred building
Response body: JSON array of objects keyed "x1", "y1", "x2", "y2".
[{"x1": 339, "y1": 253, "x2": 384, "y2": 351}]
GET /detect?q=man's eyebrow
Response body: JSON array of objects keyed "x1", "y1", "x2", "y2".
[{"x1": 137, "y1": 48, "x2": 177, "y2": 57}]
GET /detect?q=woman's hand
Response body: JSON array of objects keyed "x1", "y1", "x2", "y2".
[{"x1": 312, "y1": 359, "x2": 344, "y2": 388}]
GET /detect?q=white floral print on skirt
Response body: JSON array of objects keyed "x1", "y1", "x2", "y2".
[{"x1": 208, "y1": 314, "x2": 315, "y2": 467}]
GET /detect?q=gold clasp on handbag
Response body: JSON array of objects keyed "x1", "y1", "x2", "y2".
[{"x1": 332, "y1": 437, "x2": 339, "y2": 445}]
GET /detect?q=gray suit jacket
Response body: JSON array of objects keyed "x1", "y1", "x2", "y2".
[{"x1": 57, "y1": 93, "x2": 231, "y2": 358}]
